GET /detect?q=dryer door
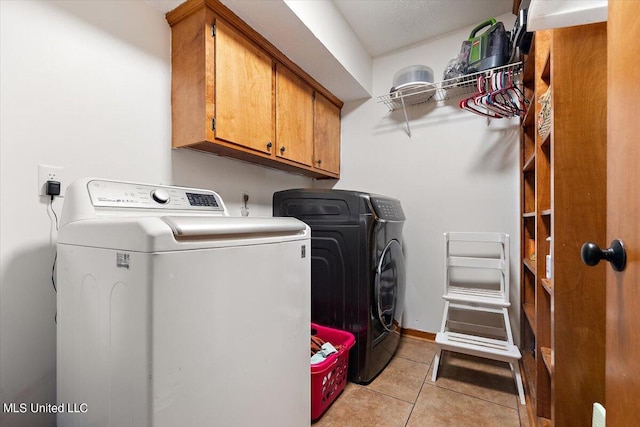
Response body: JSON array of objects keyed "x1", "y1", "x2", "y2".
[{"x1": 374, "y1": 239, "x2": 406, "y2": 333}]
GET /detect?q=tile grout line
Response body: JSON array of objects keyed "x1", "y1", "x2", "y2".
[
  {"x1": 404, "y1": 379, "x2": 427, "y2": 427},
  {"x1": 342, "y1": 351, "x2": 434, "y2": 425},
  {"x1": 429, "y1": 381, "x2": 521, "y2": 412},
  {"x1": 403, "y1": 353, "x2": 436, "y2": 427},
  {"x1": 431, "y1": 379, "x2": 521, "y2": 412},
  {"x1": 330, "y1": 339, "x2": 522, "y2": 426},
  {"x1": 430, "y1": 351, "x2": 521, "y2": 412},
  {"x1": 425, "y1": 348, "x2": 522, "y2": 425}
]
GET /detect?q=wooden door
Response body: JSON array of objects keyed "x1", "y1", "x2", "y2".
[
  {"x1": 215, "y1": 19, "x2": 273, "y2": 154},
  {"x1": 275, "y1": 64, "x2": 313, "y2": 166},
  {"x1": 313, "y1": 92, "x2": 341, "y2": 175},
  {"x1": 605, "y1": 1, "x2": 640, "y2": 424}
]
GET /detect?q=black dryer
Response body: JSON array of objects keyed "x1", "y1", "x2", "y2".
[{"x1": 273, "y1": 189, "x2": 406, "y2": 384}]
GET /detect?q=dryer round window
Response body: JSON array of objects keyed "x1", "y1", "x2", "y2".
[{"x1": 375, "y1": 239, "x2": 406, "y2": 333}]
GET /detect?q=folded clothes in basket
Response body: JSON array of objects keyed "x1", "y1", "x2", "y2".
[
  {"x1": 310, "y1": 343, "x2": 338, "y2": 365},
  {"x1": 310, "y1": 328, "x2": 343, "y2": 364}
]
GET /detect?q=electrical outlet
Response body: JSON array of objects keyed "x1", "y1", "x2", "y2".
[{"x1": 38, "y1": 164, "x2": 65, "y2": 197}]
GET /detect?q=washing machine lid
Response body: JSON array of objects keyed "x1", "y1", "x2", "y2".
[{"x1": 58, "y1": 215, "x2": 309, "y2": 252}]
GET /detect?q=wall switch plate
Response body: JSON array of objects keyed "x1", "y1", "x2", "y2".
[{"x1": 38, "y1": 164, "x2": 65, "y2": 197}]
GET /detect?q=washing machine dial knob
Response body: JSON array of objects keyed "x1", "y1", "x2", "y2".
[{"x1": 151, "y1": 188, "x2": 170, "y2": 204}]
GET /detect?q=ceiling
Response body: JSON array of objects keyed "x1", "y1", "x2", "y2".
[
  {"x1": 150, "y1": 0, "x2": 513, "y2": 57},
  {"x1": 333, "y1": 0, "x2": 512, "y2": 57}
]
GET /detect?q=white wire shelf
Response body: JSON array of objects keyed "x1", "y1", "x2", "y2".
[
  {"x1": 377, "y1": 61, "x2": 523, "y2": 112},
  {"x1": 377, "y1": 61, "x2": 523, "y2": 137}
]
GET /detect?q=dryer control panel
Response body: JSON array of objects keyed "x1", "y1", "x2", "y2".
[
  {"x1": 87, "y1": 179, "x2": 226, "y2": 213},
  {"x1": 370, "y1": 196, "x2": 405, "y2": 221}
]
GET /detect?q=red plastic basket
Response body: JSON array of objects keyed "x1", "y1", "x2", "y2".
[{"x1": 310, "y1": 323, "x2": 355, "y2": 421}]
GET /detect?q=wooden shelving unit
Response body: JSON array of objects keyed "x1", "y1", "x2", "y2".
[
  {"x1": 519, "y1": 23, "x2": 607, "y2": 427},
  {"x1": 540, "y1": 347, "x2": 553, "y2": 374}
]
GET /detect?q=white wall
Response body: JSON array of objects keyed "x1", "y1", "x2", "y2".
[
  {"x1": 324, "y1": 13, "x2": 521, "y2": 339},
  {"x1": 0, "y1": 1, "x2": 311, "y2": 425}
]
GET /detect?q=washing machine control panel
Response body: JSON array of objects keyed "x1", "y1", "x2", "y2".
[
  {"x1": 370, "y1": 197, "x2": 405, "y2": 221},
  {"x1": 87, "y1": 179, "x2": 226, "y2": 213}
]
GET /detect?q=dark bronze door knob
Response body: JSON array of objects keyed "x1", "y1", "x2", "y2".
[{"x1": 581, "y1": 239, "x2": 626, "y2": 271}]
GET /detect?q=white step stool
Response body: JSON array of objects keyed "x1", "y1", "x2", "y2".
[{"x1": 431, "y1": 232, "x2": 525, "y2": 405}]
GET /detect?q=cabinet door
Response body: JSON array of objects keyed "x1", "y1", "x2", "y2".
[
  {"x1": 215, "y1": 19, "x2": 273, "y2": 154},
  {"x1": 275, "y1": 64, "x2": 313, "y2": 166},
  {"x1": 314, "y1": 93, "x2": 341, "y2": 175}
]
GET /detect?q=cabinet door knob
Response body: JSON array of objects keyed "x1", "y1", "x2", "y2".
[
  {"x1": 581, "y1": 239, "x2": 627, "y2": 271},
  {"x1": 266, "y1": 142, "x2": 272, "y2": 149},
  {"x1": 280, "y1": 146, "x2": 286, "y2": 154},
  {"x1": 317, "y1": 159, "x2": 322, "y2": 165}
]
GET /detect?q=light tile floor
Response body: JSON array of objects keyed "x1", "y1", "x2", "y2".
[{"x1": 314, "y1": 336, "x2": 530, "y2": 427}]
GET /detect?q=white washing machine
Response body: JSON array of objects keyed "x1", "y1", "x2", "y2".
[{"x1": 56, "y1": 178, "x2": 310, "y2": 427}]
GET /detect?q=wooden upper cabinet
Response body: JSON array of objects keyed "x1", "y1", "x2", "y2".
[
  {"x1": 215, "y1": 20, "x2": 273, "y2": 154},
  {"x1": 166, "y1": 0, "x2": 343, "y2": 179},
  {"x1": 314, "y1": 92, "x2": 341, "y2": 175},
  {"x1": 275, "y1": 64, "x2": 313, "y2": 166}
]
